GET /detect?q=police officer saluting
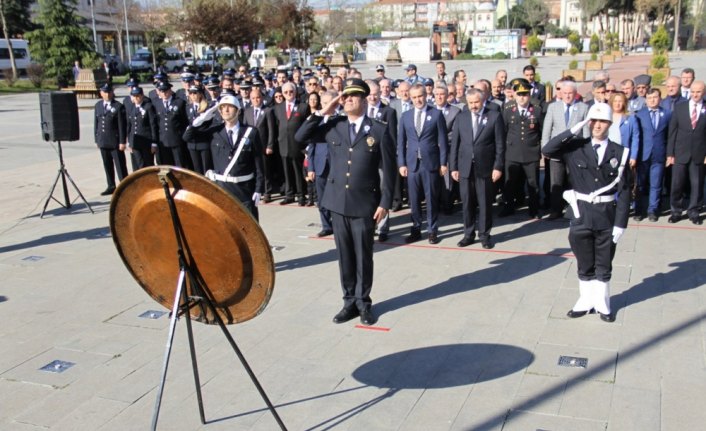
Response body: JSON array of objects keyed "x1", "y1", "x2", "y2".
[
  {"x1": 184, "y1": 95, "x2": 265, "y2": 220},
  {"x1": 543, "y1": 103, "x2": 631, "y2": 323},
  {"x1": 295, "y1": 78, "x2": 396, "y2": 326},
  {"x1": 94, "y1": 83, "x2": 128, "y2": 195}
]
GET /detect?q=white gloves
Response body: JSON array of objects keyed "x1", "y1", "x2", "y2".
[
  {"x1": 192, "y1": 104, "x2": 218, "y2": 127},
  {"x1": 612, "y1": 226, "x2": 624, "y2": 244},
  {"x1": 252, "y1": 192, "x2": 261, "y2": 206},
  {"x1": 570, "y1": 118, "x2": 590, "y2": 135}
]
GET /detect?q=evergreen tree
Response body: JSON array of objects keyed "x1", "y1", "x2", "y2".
[
  {"x1": 26, "y1": 0, "x2": 96, "y2": 86},
  {"x1": 1, "y1": 0, "x2": 35, "y2": 36}
]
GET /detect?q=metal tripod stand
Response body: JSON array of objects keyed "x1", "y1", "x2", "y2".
[
  {"x1": 150, "y1": 169, "x2": 287, "y2": 431},
  {"x1": 40, "y1": 140, "x2": 94, "y2": 218}
]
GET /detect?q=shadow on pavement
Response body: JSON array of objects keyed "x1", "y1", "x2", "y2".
[
  {"x1": 375, "y1": 248, "x2": 571, "y2": 316},
  {"x1": 0, "y1": 226, "x2": 111, "y2": 254}
]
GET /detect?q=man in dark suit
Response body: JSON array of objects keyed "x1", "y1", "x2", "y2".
[
  {"x1": 635, "y1": 88, "x2": 671, "y2": 221},
  {"x1": 270, "y1": 82, "x2": 310, "y2": 205},
  {"x1": 183, "y1": 95, "x2": 264, "y2": 220},
  {"x1": 450, "y1": 88, "x2": 506, "y2": 249},
  {"x1": 660, "y1": 76, "x2": 686, "y2": 113},
  {"x1": 365, "y1": 80, "x2": 398, "y2": 242},
  {"x1": 125, "y1": 86, "x2": 158, "y2": 171},
  {"x1": 666, "y1": 80, "x2": 706, "y2": 225},
  {"x1": 154, "y1": 81, "x2": 190, "y2": 167},
  {"x1": 500, "y1": 81, "x2": 544, "y2": 219},
  {"x1": 243, "y1": 88, "x2": 278, "y2": 202},
  {"x1": 432, "y1": 83, "x2": 461, "y2": 214},
  {"x1": 305, "y1": 90, "x2": 337, "y2": 237},
  {"x1": 398, "y1": 83, "x2": 448, "y2": 244},
  {"x1": 543, "y1": 103, "x2": 631, "y2": 323},
  {"x1": 523, "y1": 65, "x2": 546, "y2": 102},
  {"x1": 94, "y1": 83, "x2": 128, "y2": 195},
  {"x1": 388, "y1": 81, "x2": 413, "y2": 211},
  {"x1": 294, "y1": 79, "x2": 396, "y2": 326}
]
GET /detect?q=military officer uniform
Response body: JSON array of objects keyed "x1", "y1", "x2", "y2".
[
  {"x1": 125, "y1": 86, "x2": 158, "y2": 170},
  {"x1": 500, "y1": 84, "x2": 544, "y2": 218},
  {"x1": 184, "y1": 85, "x2": 213, "y2": 174},
  {"x1": 154, "y1": 81, "x2": 190, "y2": 168},
  {"x1": 543, "y1": 103, "x2": 631, "y2": 322},
  {"x1": 94, "y1": 84, "x2": 128, "y2": 195},
  {"x1": 294, "y1": 79, "x2": 396, "y2": 326}
]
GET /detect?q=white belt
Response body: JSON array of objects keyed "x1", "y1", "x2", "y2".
[
  {"x1": 574, "y1": 192, "x2": 615, "y2": 204},
  {"x1": 205, "y1": 170, "x2": 254, "y2": 183}
]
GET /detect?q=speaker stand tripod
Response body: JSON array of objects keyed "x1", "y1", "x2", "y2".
[
  {"x1": 150, "y1": 169, "x2": 287, "y2": 431},
  {"x1": 40, "y1": 140, "x2": 94, "y2": 218}
]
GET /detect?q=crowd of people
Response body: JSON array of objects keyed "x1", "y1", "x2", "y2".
[{"x1": 93, "y1": 61, "x2": 705, "y2": 324}]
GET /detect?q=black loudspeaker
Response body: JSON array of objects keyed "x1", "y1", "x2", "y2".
[{"x1": 39, "y1": 91, "x2": 80, "y2": 142}]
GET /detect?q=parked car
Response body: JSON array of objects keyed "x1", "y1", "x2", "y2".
[{"x1": 129, "y1": 48, "x2": 153, "y2": 73}]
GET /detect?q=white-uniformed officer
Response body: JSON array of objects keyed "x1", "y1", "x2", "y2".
[{"x1": 543, "y1": 103, "x2": 632, "y2": 323}]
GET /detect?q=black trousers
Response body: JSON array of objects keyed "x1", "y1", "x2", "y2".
[
  {"x1": 217, "y1": 179, "x2": 258, "y2": 221},
  {"x1": 670, "y1": 162, "x2": 705, "y2": 218},
  {"x1": 331, "y1": 212, "x2": 375, "y2": 310},
  {"x1": 504, "y1": 160, "x2": 540, "y2": 214},
  {"x1": 549, "y1": 159, "x2": 567, "y2": 214},
  {"x1": 188, "y1": 147, "x2": 213, "y2": 175},
  {"x1": 129, "y1": 147, "x2": 154, "y2": 171},
  {"x1": 100, "y1": 147, "x2": 128, "y2": 188},
  {"x1": 459, "y1": 171, "x2": 493, "y2": 239},
  {"x1": 568, "y1": 224, "x2": 615, "y2": 282},
  {"x1": 315, "y1": 175, "x2": 332, "y2": 231},
  {"x1": 281, "y1": 154, "x2": 305, "y2": 199}
]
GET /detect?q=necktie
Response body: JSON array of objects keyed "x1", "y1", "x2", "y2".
[
  {"x1": 228, "y1": 129, "x2": 234, "y2": 148},
  {"x1": 651, "y1": 110, "x2": 658, "y2": 130},
  {"x1": 415, "y1": 109, "x2": 423, "y2": 136},
  {"x1": 286, "y1": 103, "x2": 292, "y2": 120},
  {"x1": 593, "y1": 143, "x2": 601, "y2": 163},
  {"x1": 472, "y1": 113, "x2": 479, "y2": 140},
  {"x1": 520, "y1": 108, "x2": 525, "y2": 118},
  {"x1": 691, "y1": 105, "x2": 698, "y2": 129},
  {"x1": 564, "y1": 104, "x2": 570, "y2": 126},
  {"x1": 254, "y1": 108, "x2": 260, "y2": 122},
  {"x1": 349, "y1": 123, "x2": 356, "y2": 143},
  {"x1": 369, "y1": 107, "x2": 374, "y2": 118},
  {"x1": 104, "y1": 103, "x2": 110, "y2": 111},
  {"x1": 164, "y1": 100, "x2": 169, "y2": 110},
  {"x1": 403, "y1": 102, "x2": 410, "y2": 112}
]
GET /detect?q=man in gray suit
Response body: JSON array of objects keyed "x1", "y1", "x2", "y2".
[{"x1": 541, "y1": 80, "x2": 589, "y2": 219}]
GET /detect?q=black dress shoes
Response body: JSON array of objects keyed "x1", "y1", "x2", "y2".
[
  {"x1": 457, "y1": 236, "x2": 474, "y2": 247},
  {"x1": 481, "y1": 237, "x2": 493, "y2": 249},
  {"x1": 498, "y1": 206, "x2": 514, "y2": 217},
  {"x1": 359, "y1": 306, "x2": 376, "y2": 326},
  {"x1": 378, "y1": 233, "x2": 388, "y2": 242},
  {"x1": 690, "y1": 216, "x2": 703, "y2": 225},
  {"x1": 428, "y1": 233, "x2": 440, "y2": 244},
  {"x1": 567, "y1": 309, "x2": 589, "y2": 318},
  {"x1": 405, "y1": 230, "x2": 421, "y2": 244},
  {"x1": 100, "y1": 187, "x2": 115, "y2": 196},
  {"x1": 633, "y1": 214, "x2": 644, "y2": 222},
  {"x1": 279, "y1": 197, "x2": 295, "y2": 205},
  {"x1": 262, "y1": 194, "x2": 272, "y2": 203},
  {"x1": 599, "y1": 312, "x2": 615, "y2": 322},
  {"x1": 316, "y1": 229, "x2": 333, "y2": 237},
  {"x1": 333, "y1": 306, "x2": 359, "y2": 324},
  {"x1": 667, "y1": 214, "x2": 681, "y2": 223},
  {"x1": 546, "y1": 212, "x2": 563, "y2": 220},
  {"x1": 647, "y1": 213, "x2": 658, "y2": 222},
  {"x1": 298, "y1": 198, "x2": 306, "y2": 206},
  {"x1": 391, "y1": 202, "x2": 403, "y2": 212}
]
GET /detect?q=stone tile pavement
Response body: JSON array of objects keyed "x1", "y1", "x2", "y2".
[{"x1": 1, "y1": 54, "x2": 706, "y2": 430}]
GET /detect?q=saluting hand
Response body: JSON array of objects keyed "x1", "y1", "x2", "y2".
[{"x1": 320, "y1": 94, "x2": 342, "y2": 117}]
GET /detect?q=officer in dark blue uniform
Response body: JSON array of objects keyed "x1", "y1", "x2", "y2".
[
  {"x1": 94, "y1": 83, "x2": 128, "y2": 195},
  {"x1": 543, "y1": 103, "x2": 631, "y2": 323},
  {"x1": 183, "y1": 95, "x2": 264, "y2": 220},
  {"x1": 154, "y1": 81, "x2": 190, "y2": 167},
  {"x1": 125, "y1": 86, "x2": 158, "y2": 170},
  {"x1": 295, "y1": 79, "x2": 397, "y2": 326}
]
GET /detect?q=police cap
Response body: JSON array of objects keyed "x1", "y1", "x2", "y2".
[{"x1": 342, "y1": 78, "x2": 370, "y2": 97}]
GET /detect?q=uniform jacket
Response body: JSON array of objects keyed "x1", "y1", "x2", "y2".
[
  {"x1": 634, "y1": 106, "x2": 670, "y2": 162},
  {"x1": 154, "y1": 96, "x2": 188, "y2": 148},
  {"x1": 295, "y1": 114, "x2": 396, "y2": 218},
  {"x1": 94, "y1": 99, "x2": 126, "y2": 149},
  {"x1": 502, "y1": 100, "x2": 543, "y2": 163},
  {"x1": 449, "y1": 106, "x2": 506, "y2": 178},
  {"x1": 667, "y1": 100, "x2": 706, "y2": 164},
  {"x1": 270, "y1": 101, "x2": 310, "y2": 158},
  {"x1": 397, "y1": 105, "x2": 449, "y2": 172},
  {"x1": 126, "y1": 99, "x2": 158, "y2": 150},
  {"x1": 183, "y1": 122, "x2": 264, "y2": 194},
  {"x1": 543, "y1": 129, "x2": 631, "y2": 229}
]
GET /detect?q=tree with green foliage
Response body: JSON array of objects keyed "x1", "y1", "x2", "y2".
[
  {"x1": 649, "y1": 25, "x2": 670, "y2": 53},
  {"x1": 526, "y1": 34, "x2": 543, "y2": 55},
  {"x1": 26, "y1": 0, "x2": 98, "y2": 87},
  {"x1": 589, "y1": 33, "x2": 600, "y2": 54},
  {"x1": 522, "y1": 0, "x2": 550, "y2": 35},
  {"x1": 568, "y1": 31, "x2": 582, "y2": 51},
  {"x1": 0, "y1": 0, "x2": 35, "y2": 80}
]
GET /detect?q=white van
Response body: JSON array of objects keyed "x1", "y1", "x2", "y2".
[
  {"x1": 0, "y1": 39, "x2": 32, "y2": 73},
  {"x1": 162, "y1": 47, "x2": 186, "y2": 72},
  {"x1": 248, "y1": 49, "x2": 267, "y2": 69}
]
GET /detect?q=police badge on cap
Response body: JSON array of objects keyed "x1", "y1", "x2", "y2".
[{"x1": 342, "y1": 78, "x2": 370, "y2": 97}]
